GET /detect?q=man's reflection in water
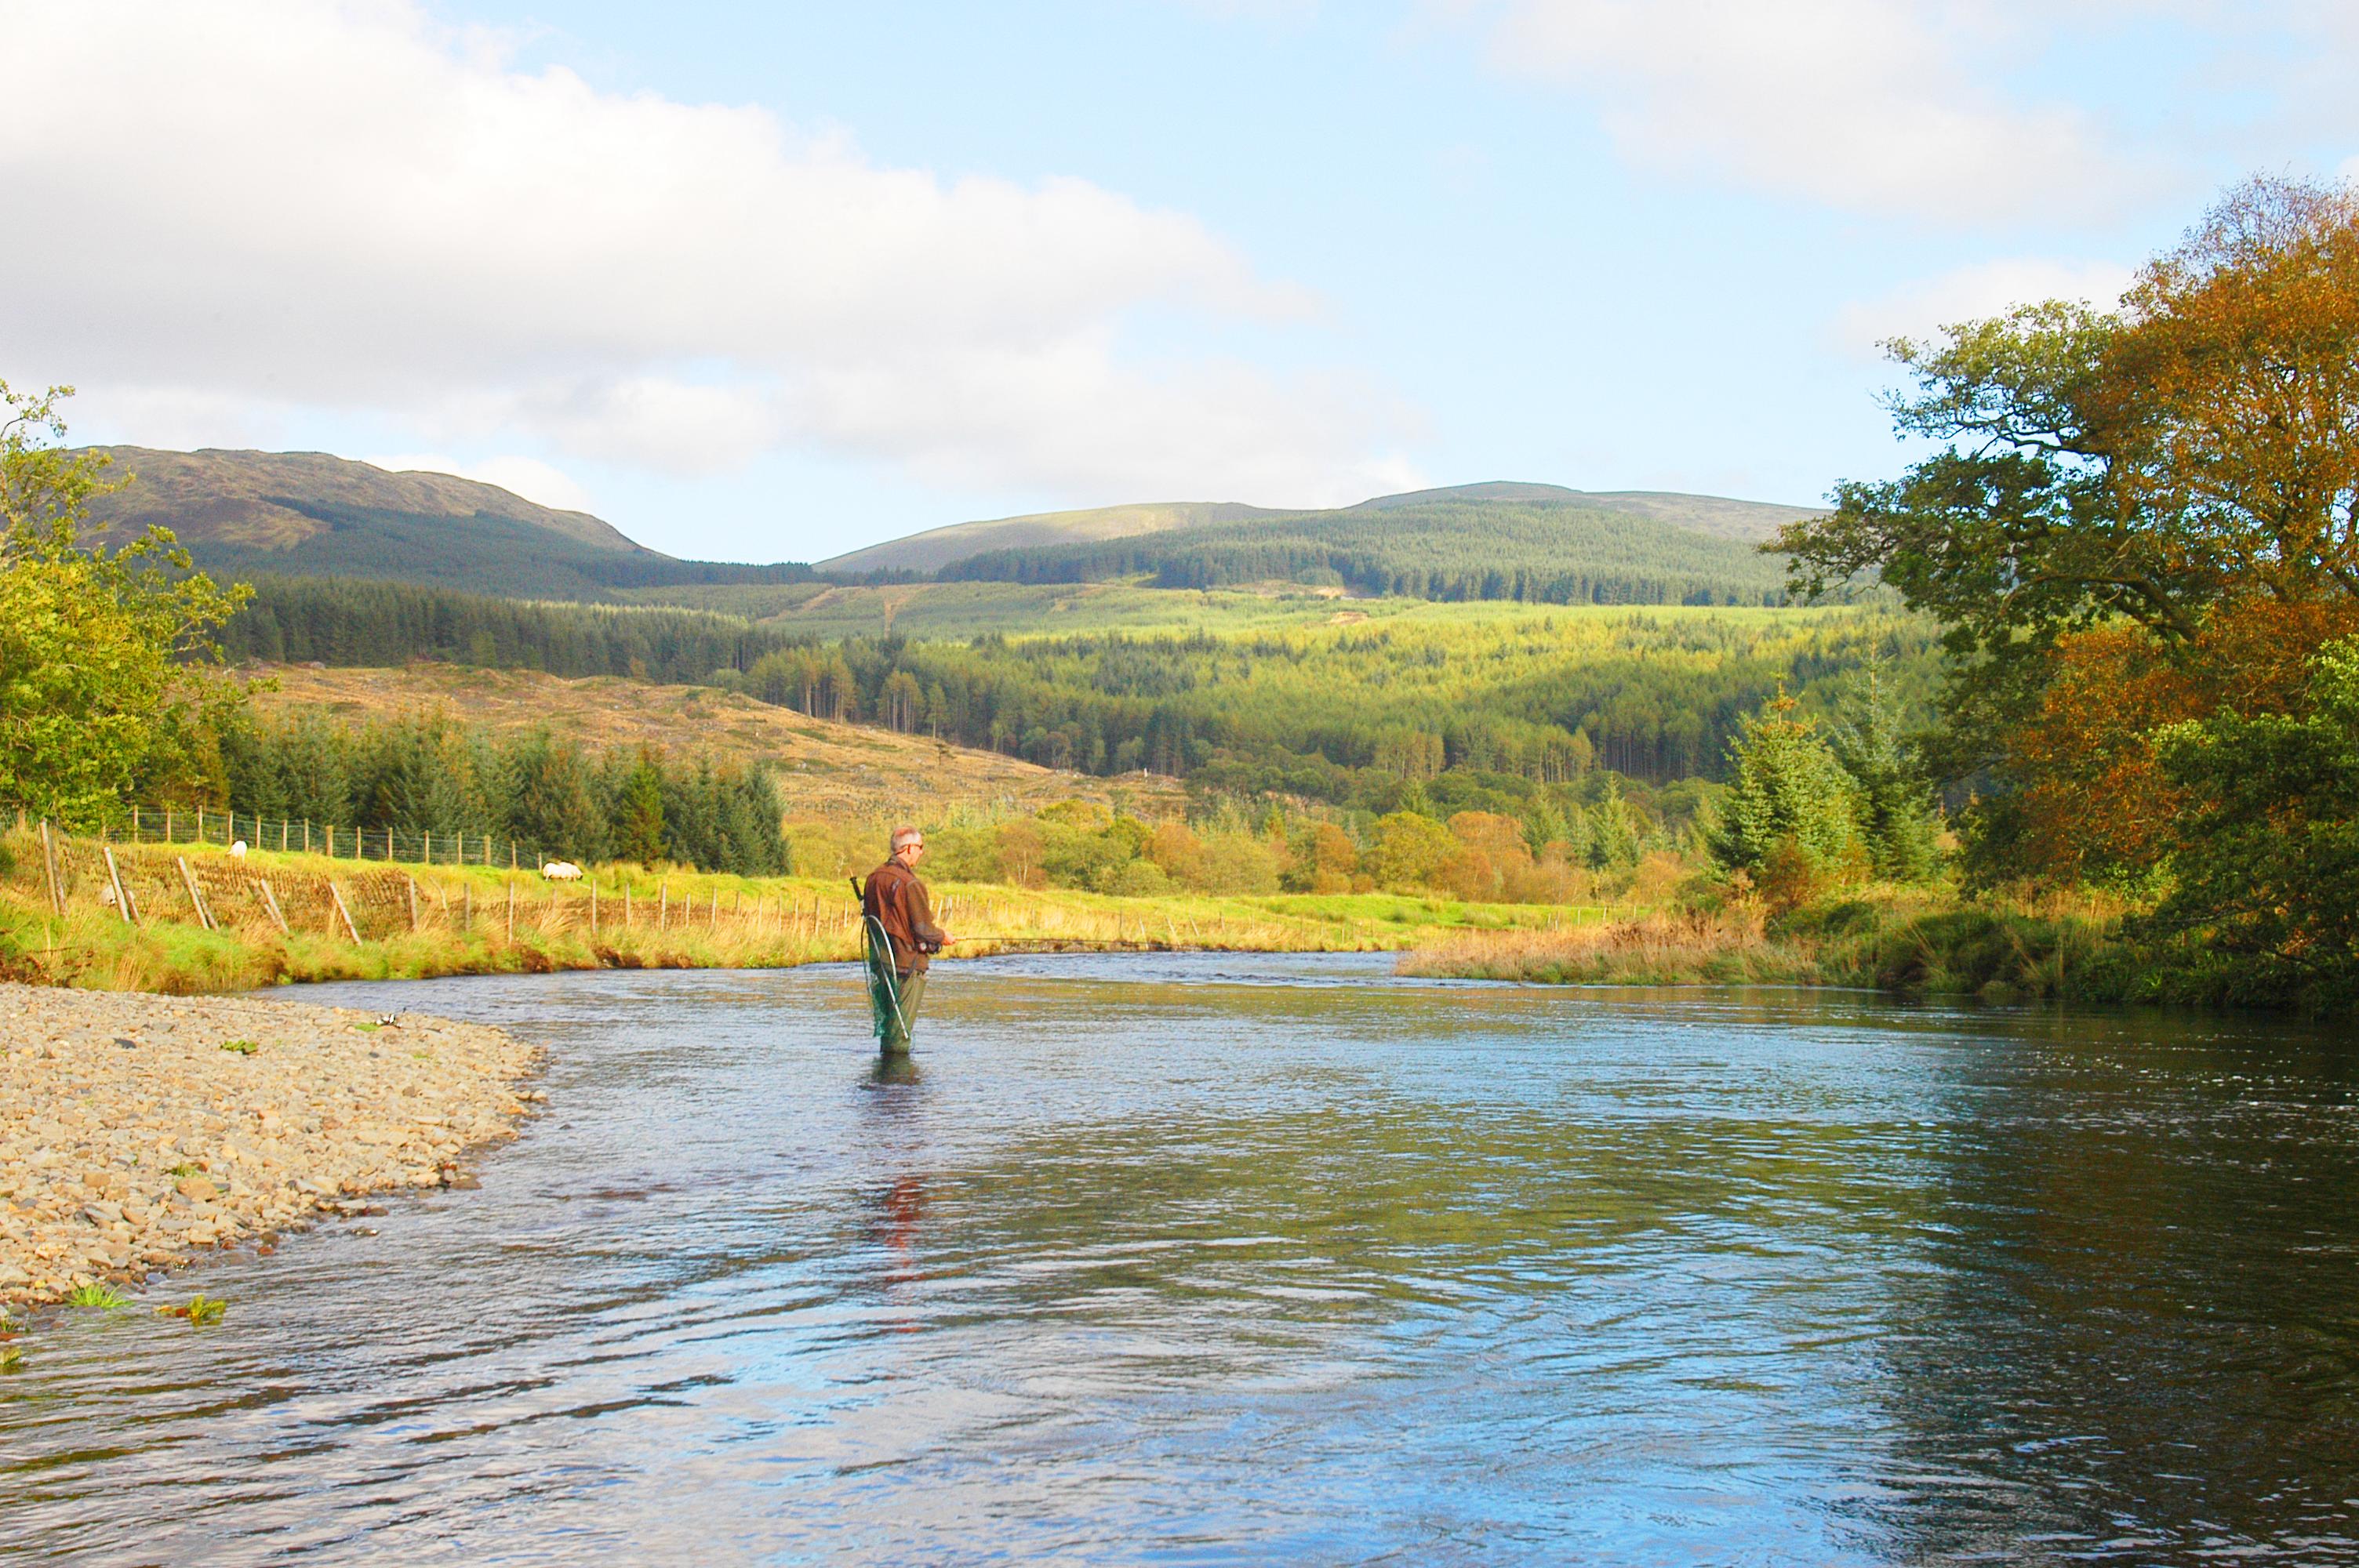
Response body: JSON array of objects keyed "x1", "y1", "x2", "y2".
[{"x1": 860, "y1": 1056, "x2": 928, "y2": 1330}]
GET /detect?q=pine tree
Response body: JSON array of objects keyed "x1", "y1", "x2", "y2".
[
  {"x1": 615, "y1": 751, "x2": 667, "y2": 866},
  {"x1": 1707, "y1": 687, "x2": 1860, "y2": 874},
  {"x1": 1828, "y1": 667, "x2": 1940, "y2": 881}
]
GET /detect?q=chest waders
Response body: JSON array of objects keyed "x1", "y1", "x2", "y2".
[{"x1": 862, "y1": 912, "x2": 916, "y2": 1054}]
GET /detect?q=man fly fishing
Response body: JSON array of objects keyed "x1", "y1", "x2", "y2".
[{"x1": 858, "y1": 826, "x2": 951, "y2": 1054}]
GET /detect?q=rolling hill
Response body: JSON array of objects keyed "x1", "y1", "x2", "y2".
[
  {"x1": 72, "y1": 445, "x2": 1817, "y2": 610},
  {"x1": 937, "y1": 489, "x2": 1805, "y2": 606},
  {"x1": 824, "y1": 482, "x2": 1817, "y2": 575},
  {"x1": 73, "y1": 447, "x2": 816, "y2": 600},
  {"x1": 818, "y1": 499, "x2": 1291, "y2": 575}
]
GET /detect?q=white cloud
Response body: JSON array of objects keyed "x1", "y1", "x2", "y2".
[
  {"x1": 365, "y1": 452, "x2": 596, "y2": 513},
  {"x1": 1478, "y1": 0, "x2": 2153, "y2": 222},
  {"x1": 1833, "y1": 256, "x2": 2139, "y2": 358},
  {"x1": 0, "y1": 0, "x2": 1408, "y2": 517}
]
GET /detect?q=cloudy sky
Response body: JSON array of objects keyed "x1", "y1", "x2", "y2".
[{"x1": 4, "y1": 1, "x2": 2356, "y2": 561}]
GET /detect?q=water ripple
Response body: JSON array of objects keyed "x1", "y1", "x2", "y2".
[{"x1": 5, "y1": 956, "x2": 2357, "y2": 1565}]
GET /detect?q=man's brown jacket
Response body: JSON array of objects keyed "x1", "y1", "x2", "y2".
[{"x1": 862, "y1": 859, "x2": 945, "y2": 975}]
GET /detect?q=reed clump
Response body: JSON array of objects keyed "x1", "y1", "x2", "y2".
[
  {"x1": 1401, "y1": 905, "x2": 1808, "y2": 986},
  {"x1": 1404, "y1": 885, "x2": 2141, "y2": 1003}
]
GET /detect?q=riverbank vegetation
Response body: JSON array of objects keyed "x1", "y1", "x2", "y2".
[
  {"x1": 1418, "y1": 176, "x2": 2359, "y2": 1014},
  {"x1": 0, "y1": 822, "x2": 1575, "y2": 994}
]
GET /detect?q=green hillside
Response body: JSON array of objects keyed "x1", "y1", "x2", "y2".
[
  {"x1": 940, "y1": 493, "x2": 1797, "y2": 605},
  {"x1": 75, "y1": 446, "x2": 818, "y2": 600},
  {"x1": 823, "y1": 481, "x2": 1816, "y2": 577}
]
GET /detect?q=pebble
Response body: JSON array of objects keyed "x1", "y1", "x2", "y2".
[{"x1": 0, "y1": 982, "x2": 542, "y2": 1308}]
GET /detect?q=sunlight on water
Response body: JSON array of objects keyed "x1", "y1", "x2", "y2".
[{"x1": 5, "y1": 954, "x2": 2357, "y2": 1565}]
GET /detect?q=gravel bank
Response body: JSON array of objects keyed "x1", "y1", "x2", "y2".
[{"x1": 0, "y1": 983, "x2": 543, "y2": 1308}]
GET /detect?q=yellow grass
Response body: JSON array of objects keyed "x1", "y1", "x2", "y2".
[
  {"x1": 1399, "y1": 906, "x2": 1804, "y2": 986},
  {"x1": 0, "y1": 826, "x2": 1498, "y2": 995}
]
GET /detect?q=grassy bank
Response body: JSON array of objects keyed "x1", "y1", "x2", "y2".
[
  {"x1": 1401, "y1": 887, "x2": 2145, "y2": 1004},
  {"x1": 0, "y1": 826, "x2": 1577, "y2": 994}
]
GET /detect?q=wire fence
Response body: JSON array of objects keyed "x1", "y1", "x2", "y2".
[
  {"x1": 6, "y1": 816, "x2": 869, "y2": 948},
  {"x1": 111, "y1": 804, "x2": 545, "y2": 871}
]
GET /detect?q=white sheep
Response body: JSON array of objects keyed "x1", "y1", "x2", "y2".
[
  {"x1": 541, "y1": 861, "x2": 583, "y2": 881},
  {"x1": 230, "y1": 840, "x2": 248, "y2": 858}
]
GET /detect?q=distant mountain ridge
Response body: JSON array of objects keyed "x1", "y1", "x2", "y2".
[
  {"x1": 68, "y1": 445, "x2": 1819, "y2": 608},
  {"x1": 936, "y1": 488, "x2": 1800, "y2": 608},
  {"x1": 824, "y1": 481, "x2": 1818, "y2": 575},
  {"x1": 71, "y1": 446, "x2": 817, "y2": 600},
  {"x1": 820, "y1": 499, "x2": 1292, "y2": 575},
  {"x1": 82, "y1": 446, "x2": 649, "y2": 554}
]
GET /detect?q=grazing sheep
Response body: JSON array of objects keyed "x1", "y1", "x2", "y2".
[
  {"x1": 230, "y1": 840, "x2": 248, "y2": 858},
  {"x1": 541, "y1": 861, "x2": 583, "y2": 881}
]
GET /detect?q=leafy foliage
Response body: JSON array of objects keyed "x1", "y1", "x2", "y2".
[
  {"x1": 0, "y1": 383, "x2": 248, "y2": 826},
  {"x1": 1771, "y1": 175, "x2": 2359, "y2": 1007},
  {"x1": 2144, "y1": 637, "x2": 2359, "y2": 1010}
]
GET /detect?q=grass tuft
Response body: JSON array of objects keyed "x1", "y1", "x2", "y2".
[
  {"x1": 64, "y1": 1283, "x2": 131, "y2": 1311},
  {"x1": 157, "y1": 1294, "x2": 228, "y2": 1326}
]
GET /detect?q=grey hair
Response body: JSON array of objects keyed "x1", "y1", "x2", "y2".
[{"x1": 891, "y1": 826, "x2": 925, "y2": 851}]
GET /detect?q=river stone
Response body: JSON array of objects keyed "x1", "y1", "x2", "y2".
[{"x1": 0, "y1": 982, "x2": 543, "y2": 1310}]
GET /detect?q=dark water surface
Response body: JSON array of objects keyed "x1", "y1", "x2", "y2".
[{"x1": 6, "y1": 954, "x2": 2359, "y2": 1565}]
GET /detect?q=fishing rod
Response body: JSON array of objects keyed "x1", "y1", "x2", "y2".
[
  {"x1": 846, "y1": 877, "x2": 1169, "y2": 949},
  {"x1": 944, "y1": 934, "x2": 1161, "y2": 948}
]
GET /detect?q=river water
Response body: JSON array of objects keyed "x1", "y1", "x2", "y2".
[{"x1": 5, "y1": 954, "x2": 2358, "y2": 1565}]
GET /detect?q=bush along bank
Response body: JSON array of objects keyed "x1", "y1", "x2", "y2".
[{"x1": 1401, "y1": 886, "x2": 2201, "y2": 1009}]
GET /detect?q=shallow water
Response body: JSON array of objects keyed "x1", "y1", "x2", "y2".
[{"x1": 6, "y1": 954, "x2": 2359, "y2": 1565}]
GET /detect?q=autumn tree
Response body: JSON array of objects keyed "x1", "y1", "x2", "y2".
[{"x1": 1776, "y1": 177, "x2": 2359, "y2": 895}]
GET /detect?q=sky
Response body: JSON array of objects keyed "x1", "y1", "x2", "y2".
[{"x1": 4, "y1": 1, "x2": 2357, "y2": 564}]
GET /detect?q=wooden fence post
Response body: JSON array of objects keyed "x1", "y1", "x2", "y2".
[
  {"x1": 506, "y1": 879, "x2": 516, "y2": 941},
  {"x1": 328, "y1": 881, "x2": 361, "y2": 943},
  {"x1": 257, "y1": 880, "x2": 290, "y2": 936},
  {"x1": 102, "y1": 845, "x2": 132, "y2": 925},
  {"x1": 660, "y1": 880, "x2": 668, "y2": 929},
  {"x1": 624, "y1": 884, "x2": 633, "y2": 927},
  {"x1": 591, "y1": 880, "x2": 600, "y2": 935},
  {"x1": 405, "y1": 876, "x2": 419, "y2": 932},
  {"x1": 463, "y1": 881, "x2": 472, "y2": 931},
  {"x1": 38, "y1": 821, "x2": 64, "y2": 918},
  {"x1": 175, "y1": 856, "x2": 214, "y2": 931},
  {"x1": 424, "y1": 830, "x2": 431, "y2": 865}
]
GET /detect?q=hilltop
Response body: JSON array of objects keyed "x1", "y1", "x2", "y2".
[
  {"x1": 937, "y1": 488, "x2": 1802, "y2": 606},
  {"x1": 825, "y1": 481, "x2": 1816, "y2": 576},
  {"x1": 73, "y1": 447, "x2": 816, "y2": 600},
  {"x1": 820, "y1": 499, "x2": 1289, "y2": 575},
  {"x1": 82, "y1": 446, "x2": 644, "y2": 553}
]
